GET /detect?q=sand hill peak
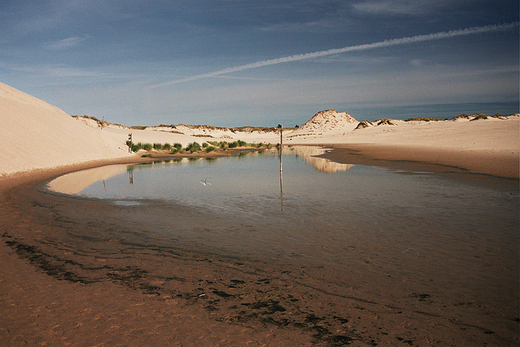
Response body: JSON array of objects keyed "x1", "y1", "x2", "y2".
[{"x1": 297, "y1": 110, "x2": 358, "y2": 133}]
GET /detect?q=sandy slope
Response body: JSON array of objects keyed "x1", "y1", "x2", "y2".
[
  {"x1": 0, "y1": 82, "x2": 279, "y2": 176},
  {"x1": 0, "y1": 82, "x2": 132, "y2": 176}
]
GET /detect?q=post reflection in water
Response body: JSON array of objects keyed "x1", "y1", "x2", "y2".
[
  {"x1": 128, "y1": 166, "x2": 134, "y2": 185},
  {"x1": 279, "y1": 146, "x2": 283, "y2": 212}
]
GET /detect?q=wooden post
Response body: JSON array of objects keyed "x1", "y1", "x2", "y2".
[{"x1": 128, "y1": 133, "x2": 133, "y2": 153}]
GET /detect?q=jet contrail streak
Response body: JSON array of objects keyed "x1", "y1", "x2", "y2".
[{"x1": 148, "y1": 22, "x2": 518, "y2": 89}]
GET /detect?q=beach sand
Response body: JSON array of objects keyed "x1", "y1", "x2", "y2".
[{"x1": 1, "y1": 82, "x2": 519, "y2": 345}]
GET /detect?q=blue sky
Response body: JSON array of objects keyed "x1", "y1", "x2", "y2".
[{"x1": 1, "y1": 0, "x2": 518, "y2": 127}]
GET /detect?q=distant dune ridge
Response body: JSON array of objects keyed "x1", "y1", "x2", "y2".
[{"x1": 0, "y1": 81, "x2": 518, "y2": 178}]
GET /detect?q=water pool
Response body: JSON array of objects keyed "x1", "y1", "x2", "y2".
[{"x1": 40, "y1": 146, "x2": 520, "y2": 344}]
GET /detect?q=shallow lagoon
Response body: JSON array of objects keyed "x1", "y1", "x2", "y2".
[
  {"x1": 45, "y1": 146, "x2": 519, "y2": 343},
  {"x1": 47, "y1": 146, "x2": 519, "y2": 269}
]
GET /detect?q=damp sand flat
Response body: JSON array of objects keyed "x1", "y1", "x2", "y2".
[{"x1": 1, "y1": 150, "x2": 519, "y2": 346}]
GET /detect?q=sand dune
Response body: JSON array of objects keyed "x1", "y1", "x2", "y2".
[
  {"x1": 292, "y1": 110, "x2": 359, "y2": 134},
  {"x1": 0, "y1": 82, "x2": 132, "y2": 176},
  {"x1": 1, "y1": 82, "x2": 518, "y2": 178}
]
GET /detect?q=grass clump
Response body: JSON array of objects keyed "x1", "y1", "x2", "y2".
[
  {"x1": 453, "y1": 114, "x2": 470, "y2": 121},
  {"x1": 169, "y1": 143, "x2": 183, "y2": 154},
  {"x1": 127, "y1": 141, "x2": 143, "y2": 153},
  {"x1": 205, "y1": 146, "x2": 217, "y2": 153},
  {"x1": 471, "y1": 114, "x2": 488, "y2": 120},
  {"x1": 185, "y1": 142, "x2": 201, "y2": 153},
  {"x1": 405, "y1": 117, "x2": 442, "y2": 122},
  {"x1": 142, "y1": 143, "x2": 153, "y2": 151}
]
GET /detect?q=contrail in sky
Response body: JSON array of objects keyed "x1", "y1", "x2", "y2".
[{"x1": 148, "y1": 22, "x2": 518, "y2": 89}]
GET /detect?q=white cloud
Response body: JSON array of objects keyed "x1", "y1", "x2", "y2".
[
  {"x1": 44, "y1": 36, "x2": 90, "y2": 50},
  {"x1": 351, "y1": 0, "x2": 472, "y2": 16}
]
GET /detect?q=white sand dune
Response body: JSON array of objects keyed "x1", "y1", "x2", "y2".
[
  {"x1": 0, "y1": 82, "x2": 133, "y2": 176},
  {"x1": 1, "y1": 81, "x2": 518, "y2": 178},
  {"x1": 287, "y1": 115, "x2": 520, "y2": 154},
  {"x1": 291, "y1": 110, "x2": 359, "y2": 135}
]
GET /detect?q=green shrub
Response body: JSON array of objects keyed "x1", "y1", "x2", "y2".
[
  {"x1": 471, "y1": 114, "x2": 488, "y2": 120},
  {"x1": 202, "y1": 142, "x2": 209, "y2": 148},
  {"x1": 142, "y1": 143, "x2": 153, "y2": 151},
  {"x1": 173, "y1": 143, "x2": 182, "y2": 150},
  {"x1": 205, "y1": 146, "x2": 216, "y2": 153},
  {"x1": 405, "y1": 117, "x2": 441, "y2": 122},
  {"x1": 185, "y1": 142, "x2": 201, "y2": 153},
  {"x1": 162, "y1": 143, "x2": 171, "y2": 150},
  {"x1": 153, "y1": 143, "x2": 163, "y2": 150}
]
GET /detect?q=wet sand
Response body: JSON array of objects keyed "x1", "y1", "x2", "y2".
[{"x1": 1, "y1": 152, "x2": 519, "y2": 346}]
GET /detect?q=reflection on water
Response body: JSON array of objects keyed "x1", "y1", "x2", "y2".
[
  {"x1": 46, "y1": 164, "x2": 129, "y2": 194},
  {"x1": 289, "y1": 146, "x2": 354, "y2": 173},
  {"x1": 46, "y1": 146, "x2": 354, "y2": 211}
]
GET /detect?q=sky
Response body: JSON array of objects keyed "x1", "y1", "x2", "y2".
[{"x1": 1, "y1": 0, "x2": 518, "y2": 127}]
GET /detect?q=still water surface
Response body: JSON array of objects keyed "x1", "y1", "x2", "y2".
[{"x1": 46, "y1": 146, "x2": 519, "y2": 280}]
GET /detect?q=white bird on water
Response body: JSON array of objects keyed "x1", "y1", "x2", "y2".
[{"x1": 200, "y1": 178, "x2": 212, "y2": 186}]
